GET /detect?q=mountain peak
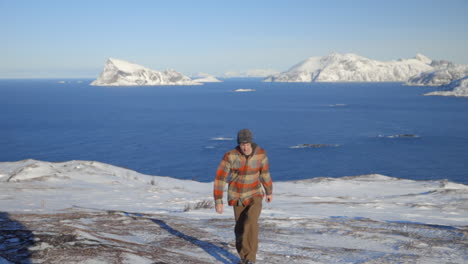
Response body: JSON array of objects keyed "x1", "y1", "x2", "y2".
[
  {"x1": 91, "y1": 58, "x2": 198, "y2": 86},
  {"x1": 105, "y1": 58, "x2": 147, "y2": 73},
  {"x1": 325, "y1": 52, "x2": 358, "y2": 58},
  {"x1": 321, "y1": 52, "x2": 368, "y2": 64},
  {"x1": 414, "y1": 53, "x2": 432, "y2": 64}
]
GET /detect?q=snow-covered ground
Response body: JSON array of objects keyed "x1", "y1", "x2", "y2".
[
  {"x1": 1, "y1": 160, "x2": 467, "y2": 263},
  {"x1": 91, "y1": 58, "x2": 199, "y2": 86}
]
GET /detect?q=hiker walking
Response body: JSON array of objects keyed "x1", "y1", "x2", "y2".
[{"x1": 214, "y1": 129, "x2": 273, "y2": 264}]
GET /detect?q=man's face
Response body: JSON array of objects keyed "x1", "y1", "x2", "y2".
[{"x1": 240, "y1": 143, "x2": 252, "y2": 155}]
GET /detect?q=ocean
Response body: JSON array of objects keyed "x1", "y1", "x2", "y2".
[{"x1": 1, "y1": 79, "x2": 467, "y2": 184}]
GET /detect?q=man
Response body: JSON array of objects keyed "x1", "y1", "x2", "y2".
[{"x1": 214, "y1": 129, "x2": 273, "y2": 264}]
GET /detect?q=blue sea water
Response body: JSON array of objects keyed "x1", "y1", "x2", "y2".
[{"x1": 1, "y1": 79, "x2": 467, "y2": 184}]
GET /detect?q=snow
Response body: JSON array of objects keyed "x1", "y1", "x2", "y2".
[
  {"x1": 234, "y1": 89, "x2": 256, "y2": 92},
  {"x1": 210, "y1": 137, "x2": 234, "y2": 141},
  {"x1": 414, "y1": 53, "x2": 432, "y2": 65},
  {"x1": 1, "y1": 159, "x2": 467, "y2": 263},
  {"x1": 264, "y1": 52, "x2": 434, "y2": 83},
  {"x1": 403, "y1": 58, "x2": 468, "y2": 97},
  {"x1": 192, "y1": 74, "x2": 222, "y2": 83},
  {"x1": 122, "y1": 254, "x2": 154, "y2": 264},
  {"x1": 425, "y1": 76, "x2": 468, "y2": 97},
  {"x1": 407, "y1": 62, "x2": 468, "y2": 86},
  {"x1": 223, "y1": 69, "x2": 280, "y2": 78},
  {"x1": 91, "y1": 58, "x2": 200, "y2": 86},
  {"x1": 402, "y1": 58, "x2": 468, "y2": 97}
]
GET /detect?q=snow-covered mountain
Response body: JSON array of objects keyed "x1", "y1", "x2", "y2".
[
  {"x1": 91, "y1": 58, "x2": 199, "y2": 86},
  {"x1": 407, "y1": 63, "x2": 468, "y2": 86},
  {"x1": 404, "y1": 59, "x2": 468, "y2": 97},
  {"x1": 264, "y1": 52, "x2": 434, "y2": 82},
  {"x1": 425, "y1": 76, "x2": 468, "y2": 97},
  {"x1": 224, "y1": 69, "x2": 280, "y2": 78}
]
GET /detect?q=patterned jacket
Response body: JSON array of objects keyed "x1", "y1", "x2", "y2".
[{"x1": 214, "y1": 144, "x2": 273, "y2": 206}]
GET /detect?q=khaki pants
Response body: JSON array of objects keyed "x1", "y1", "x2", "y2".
[{"x1": 233, "y1": 196, "x2": 262, "y2": 262}]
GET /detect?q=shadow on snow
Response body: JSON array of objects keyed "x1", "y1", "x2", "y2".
[
  {"x1": 0, "y1": 212, "x2": 35, "y2": 264},
  {"x1": 151, "y1": 218, "x2": 239, "y2": 264}
]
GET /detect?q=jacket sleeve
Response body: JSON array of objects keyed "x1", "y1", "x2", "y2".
[
  {"x1": 260, "y1": 154, "x2": 273, "y2": 195},
  {"x1": 213, "y1": 152, "x2": 231, "y2": 205}
]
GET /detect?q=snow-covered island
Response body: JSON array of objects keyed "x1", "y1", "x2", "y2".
[
  {"x1": 1, "y1": 159, "x2": 467, "y2": 263},
  {"x1": 407, "y1": 62, "x2": 468, "y2": 86},
  {"x1": 424, "y1": 76, "x2": 468, "y2": 97},
  {"x1": 91, "y1": 58, "x2": 199, "y2": 86},
  {"x1": 192, "y1": 73, "x2": 223, "y2": 83},
  {"x1": 263, "y1": 52, "x2": 468, "y2": 97},
  {"x1": 406, "y1": 61, "x2": 468, "y2": 97},
  {"x1": 264, "y1": 52, "x2": 434, "y2": 83},
  {"x1": 234, "y1": 88, "x2": 256, "y2": 92}
]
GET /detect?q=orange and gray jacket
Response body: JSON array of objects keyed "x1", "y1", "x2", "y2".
[{"x1": 214, "y1": 144, "x2": 273, "y2": 206}]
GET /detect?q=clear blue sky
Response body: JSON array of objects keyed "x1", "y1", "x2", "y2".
[{"x1": 1, "y1": 0, "x2": 467, "y2": 78}]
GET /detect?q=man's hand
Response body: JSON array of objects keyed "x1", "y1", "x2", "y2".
[
  {"x1": 215, "y1": 203, "x2": 224, "y2": 214},
  {"x1": 266, "y1": 195, "x2": 273, "y2": 203}
]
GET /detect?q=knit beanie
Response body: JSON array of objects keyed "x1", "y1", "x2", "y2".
[{"x1": 237, "y1": 129, "x2": 253, "y2": 144}]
